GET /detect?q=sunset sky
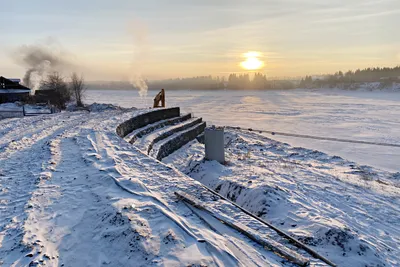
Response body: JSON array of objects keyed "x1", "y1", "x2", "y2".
[{"x1": 1, "y1": 0, "x2": 399, "y2": 80}]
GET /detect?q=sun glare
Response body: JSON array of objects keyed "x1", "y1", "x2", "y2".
[{"x1": 240, "y1": 51, "x2": 264, "y2": 70}]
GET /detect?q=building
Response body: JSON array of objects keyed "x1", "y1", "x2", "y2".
[
  {"x1": 0, "y1": 76, "x2": 31, "y2": 103},
  {"x1": 35, "y1": 89, "x2": 58, "y2": 104}
]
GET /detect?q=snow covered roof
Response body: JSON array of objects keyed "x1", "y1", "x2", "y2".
[
  {"x1": 0, "y1": 89, "x2": 31, "y2": 94},
  {"x1": 0, "y1": 76, "x2": 31, "y2": 91},
  {"x1": 9, "y1": 78, "x2": 21, "y2": 83}
]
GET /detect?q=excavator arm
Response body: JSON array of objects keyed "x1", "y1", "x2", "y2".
[{"x1": 153, "y1": 88, "x2": 165, "y2": 108}]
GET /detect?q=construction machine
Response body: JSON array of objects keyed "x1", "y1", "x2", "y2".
[{"x1": 153, "y1": 88, "x2": 165, "y2": 108}]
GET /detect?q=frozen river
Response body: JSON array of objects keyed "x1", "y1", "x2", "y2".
[{"x1": 87, "y1": 88, "x2": 400, "y2": 172}]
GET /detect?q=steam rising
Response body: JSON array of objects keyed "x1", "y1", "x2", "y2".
[
  {"x1": 129, "y1": 20, "x2": 149, "y2": 101},
  {"x1": 13, "y1": 42, "x2": 70, "y2": 90},
  {"x1": 130, "y1": 75, "x2": 148, "y2": 98}
]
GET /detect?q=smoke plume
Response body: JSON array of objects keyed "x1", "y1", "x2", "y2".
[{"x1": 13, "y1": 41, "x2": 70, "y2": 90}]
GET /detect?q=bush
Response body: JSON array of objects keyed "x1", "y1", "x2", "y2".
[
  {"x1": 39, "y1": 72, "x2": 71, "y2": 109},
  {"x1": 70, "y1": 72, "x2": 86, "y2": 107}
]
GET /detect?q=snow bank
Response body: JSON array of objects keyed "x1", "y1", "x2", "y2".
[
  {"x1": 164, "y1": 129, "x2": 400, "y2": 266},
  {"x1": 88, "y1": 102, "x2": 128, "y2": 112},
  {"x1": 0, "y1": 102, "x2": 22, "y2": 111},
  {"x1": 65, "y1": 102, "x2": 130, "y2": 112}
]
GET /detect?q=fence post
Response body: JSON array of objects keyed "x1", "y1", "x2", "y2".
[{"x1": 22, "y1": 105, "x2": 26, "y2": 116}]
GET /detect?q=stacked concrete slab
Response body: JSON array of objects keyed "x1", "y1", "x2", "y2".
[{"x1": 117, "y1": 107, "x2": 206, "y2": 160}]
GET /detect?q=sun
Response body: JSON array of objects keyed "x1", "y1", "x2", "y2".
[{"x1": 240, "y1": 51, "x2": 264, "y2": 70}]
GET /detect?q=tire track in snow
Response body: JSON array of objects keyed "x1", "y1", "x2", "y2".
[
  {"x1": 76, "y1": 129, "x2": 239, "y2": 266},
  {"x1": 0, "y1": 113, "x2": 84, "y2": 159},
  {"x1": 0, "y1": 111, "x2": 124, "y2": 265},
  {"x1": 88, "y1": 130, "x2": 289, "y2": 266},
  {"x1": 0, "y1": 115, "x2": 50, "y2": 136},
  {"x1": 0, "y1": 115, "x2": 61, "y2": 145},
  {"x1": 19, "y1": 137, "x2": 143, "y2": 266},
  {"x1": 0, "y1": 129, "x2": 63, "y2": 264}
]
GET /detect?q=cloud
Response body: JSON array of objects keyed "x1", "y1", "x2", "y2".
[{"x1": 314, "y1": 9, "x2": 400, "y2": 23}]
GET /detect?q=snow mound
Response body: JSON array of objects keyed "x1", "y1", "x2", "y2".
[
  {"x1": 0, "y1": 102, "x2": 23, "y2": 111},
  {"x1": 164, "y1": 129, "x2": 400, "y2": 266},
  {"x1": 66, "y1": 102, "x2": 130, "y2": 112},
  {"x1": 88, "y1": 102, "x2": 129, "y2": 112}
]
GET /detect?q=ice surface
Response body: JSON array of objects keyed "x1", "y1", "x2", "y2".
[{"x1": 87, "y1": 88, "x2": 400, "y2": 172}]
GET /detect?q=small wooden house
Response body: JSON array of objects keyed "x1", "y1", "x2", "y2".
[{"x1": 0, "y1": 76, "x2": 31, "y2": 103}]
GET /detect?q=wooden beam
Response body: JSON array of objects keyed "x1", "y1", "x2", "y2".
[
  {"x1": 175, "y1": 191, "x2": 310, "y2": 267},
  {"x1": 197, "y1": 184, "x2": 337, "y2": 267}
]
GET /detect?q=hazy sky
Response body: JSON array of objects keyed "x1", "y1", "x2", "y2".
[{"x1": 1, "y1": 0, "x2": 399, "y2": 80}]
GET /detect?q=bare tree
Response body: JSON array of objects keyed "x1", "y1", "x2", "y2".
[
  {"x1": 40, "y1": 72, "x2": 71, "y2": 109},
  {"x1": 70, "y1": 72, "x2": 86, "y2": 107}
]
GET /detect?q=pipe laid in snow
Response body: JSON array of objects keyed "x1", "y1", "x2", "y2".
[{"x1": 194, "y1": 185, "x2": 337, "y2": 267}]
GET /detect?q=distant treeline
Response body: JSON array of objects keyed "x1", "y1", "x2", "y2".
[
  {"x1": 87, "y1": 73, "x2": 297, "y2": 90},
  {"x1": 148, "y1": 76, "x2": 221, "y2": 90},
  {"x1": 87, "y1": 81, "x2": 133, "y2": 90},
  {"x1": 87, "y1": 66, "x2": 400, "y2": 91},
  {"x1": 149, "y1": 74, "x2": 296, "y2": 90},
  {"x1": 300, "y1": 66, "x2": 400, "y2": 88}
]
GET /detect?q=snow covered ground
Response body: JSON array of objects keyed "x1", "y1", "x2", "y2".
[
  {"x1": 1, "y1": 94, "x2": 399, "y2": 266},
  {"x1": 1, "y1": 108, "x2": 323, "y2": 267},
  {"x1": 86, "y1": 88, "x2": 400, "y2": 172},
  {"x1": 164, "y1": 129, "x2": 400, "y2": 266}
]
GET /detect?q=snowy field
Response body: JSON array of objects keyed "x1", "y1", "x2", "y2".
[{"x1": 87, "y1": 88, "x2": 400, "y2": 172}]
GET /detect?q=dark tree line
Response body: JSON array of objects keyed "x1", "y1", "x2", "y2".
[
  {"x1": 299, "y1": 66, "x2": 400, "y2": 88},
  {"x1": 148, "y1": 75, "x2": 222, "y2": 90},
  {"x1": 147, "y1": 73, "x2": 296, "y2": 90},
  {"x1": 226, "y1": 73, "x2": 295, "y2": 89}
]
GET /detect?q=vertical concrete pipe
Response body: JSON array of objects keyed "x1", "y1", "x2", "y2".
[{"x1": 205, "y1": 126, "x2": 225, "y2": 164}]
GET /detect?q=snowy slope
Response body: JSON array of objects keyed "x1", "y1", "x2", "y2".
[
  {"x1": 164, "y1": 129, "x2": 400, "y2": 266},
  {"x1": 1, "y1": 109, "x2": 307, "y2": 267}
]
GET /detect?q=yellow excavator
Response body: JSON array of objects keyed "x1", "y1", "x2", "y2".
[{"x1": 153, "y1": 88, "x2": 165, "y2": 108}]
